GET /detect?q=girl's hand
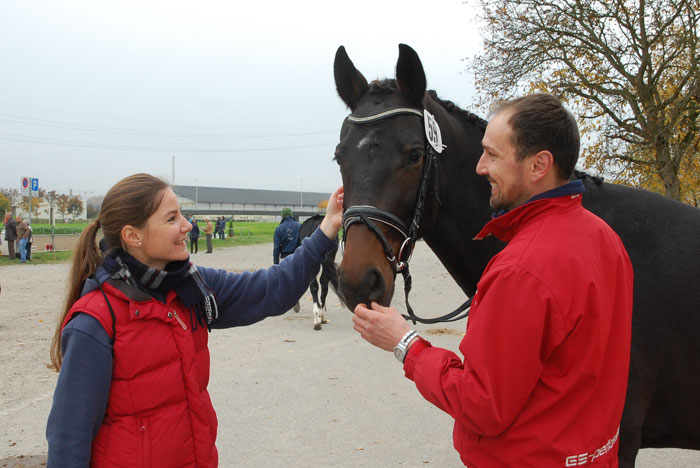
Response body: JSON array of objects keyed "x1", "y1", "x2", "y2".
[{"x1": 320, "y1": 186, "x2": 344, "y2": 239}]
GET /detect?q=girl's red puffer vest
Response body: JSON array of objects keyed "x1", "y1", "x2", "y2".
[{"x1": 64, "y1": 280, "x2": 218, "y2": 468}]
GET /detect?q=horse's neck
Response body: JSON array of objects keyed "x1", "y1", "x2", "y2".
[{"x1": 421, "y1": 120, "x2": 503, "y2": 297}]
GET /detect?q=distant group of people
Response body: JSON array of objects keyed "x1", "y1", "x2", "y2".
[
  {"x1": 2, "y1": 214, "x2": 33, "y2": 263},
  {"x1": 185, "y1": 215, "x2": 232, "y2": 255},
  {"x1": 214, "y1": 216, "x2": 227, "y2": 240}
]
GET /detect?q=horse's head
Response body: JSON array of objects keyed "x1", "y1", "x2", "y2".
[{"x1": 333, "y1": 44, "x2": 441, "y2": 312}]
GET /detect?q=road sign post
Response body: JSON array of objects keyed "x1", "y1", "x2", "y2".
[{"x1": 20, "y1": 177, "x2": 37, "y2": 224}]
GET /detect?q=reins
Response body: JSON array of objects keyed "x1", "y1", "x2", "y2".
[{"x1": 342, "y1": 106, "x2": 472, "y2": 324}]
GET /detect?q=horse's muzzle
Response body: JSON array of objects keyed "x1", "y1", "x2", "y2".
[{"x1": 337, "y1": 265, "x2": 394, "y2": 312}]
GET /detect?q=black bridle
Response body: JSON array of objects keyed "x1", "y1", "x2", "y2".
[{"x1": 341, "y1": 107, "x2": 472, "y2": 324}]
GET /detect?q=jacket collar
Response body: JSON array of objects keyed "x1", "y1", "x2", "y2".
[
  {"x1": 474, "y1": 180, "x2": 585, "y2": 242},
  {"x1": 81, "y1": 265, "x2": 154, "y2": 303}
]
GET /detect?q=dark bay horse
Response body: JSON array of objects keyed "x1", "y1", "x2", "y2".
[
  {"x1": 299, "y1": 214, "x2": 339, "y2": 330},
  {"x1": 333, "y1": 44, "x2": 700, "y2": 467}
]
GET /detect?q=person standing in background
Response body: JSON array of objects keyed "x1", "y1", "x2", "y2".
[
  {"x1": 213, "y1": 217, "x2": 220, "y2": 240},
  {"x1": 25, "y1": 220, "x2": 33, "y2": 261},
  {"x1": 16, "y1": 217, "x2": 30, "y2": 263},
  {"x1": 4, "y1": 214, "x2": 17, "y2": 259},
  {"x1": 217, "y1": 217, "x2": 225, "y2": 239},
  {"x1": 204, "y1": 216, "x2": 214, "y2": 253},
  {"x1": 273, "y1": 208, "x2": 302, "y2": 312},
  {"x1": 189, "y1": 218, "x2": 200, "y2": 254}
]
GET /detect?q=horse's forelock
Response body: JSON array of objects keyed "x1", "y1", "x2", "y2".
[{"x1": 367, "y1": 79, "x2": 397, "y2": 95}]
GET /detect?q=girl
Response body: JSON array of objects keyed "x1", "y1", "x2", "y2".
[{"x1": 47, "y1": 173, "x2": 343, "y2": 467}]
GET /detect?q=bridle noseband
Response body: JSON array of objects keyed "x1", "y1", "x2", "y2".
[
  {"x1": 341, "y1": 106, "x2": 471, "y2": 324},
  {"x1": 343, "y1": 205, "x2": 413, "y2": 272}
]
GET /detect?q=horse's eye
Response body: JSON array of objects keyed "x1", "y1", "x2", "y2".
[{"x1": 408, "y1": 149, "x2": 424, "y2": 163}]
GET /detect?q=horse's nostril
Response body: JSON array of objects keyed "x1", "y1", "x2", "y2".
[
  {"x1": 365, "y1": 267, "x2": 386, "y2": 303},
  {"x1": 337, "y1": 265, "x2": 389, "y2": 312}
]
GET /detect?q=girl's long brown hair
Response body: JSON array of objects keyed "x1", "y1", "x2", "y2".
[{"x1": 49, "y1": 174, "x2": 169, "y2": 370}]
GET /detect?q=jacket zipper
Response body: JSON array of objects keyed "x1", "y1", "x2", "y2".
[
  {"x1": 137, "y1": 418, "x2": 150, "y2": 468},
  {"x1": 170, "y1": 310, "x2": 188, "y2": 330}
]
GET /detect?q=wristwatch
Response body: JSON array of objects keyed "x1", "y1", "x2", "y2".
[{"x1": 394, "y1": 330, "x2": 419, "y2": 363}]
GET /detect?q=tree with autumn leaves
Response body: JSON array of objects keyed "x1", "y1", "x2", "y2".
[
  {"x1": 469, "y1": 0, "x2": 699, "y2": 205},
  {"x1": 54, "y1": 193, "x2": 84, "y2": 219}
]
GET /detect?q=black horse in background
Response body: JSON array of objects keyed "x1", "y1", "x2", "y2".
[
  {"x1": 299, "y1": 214, "x2": 340, "y2": 330},
  {"x1": 333, "y1": 44, "x2": 700, "y2": 467}
]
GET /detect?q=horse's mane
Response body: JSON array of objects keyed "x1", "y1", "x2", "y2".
[
  {"x1": 426, "y1": 87, "x2": 605, "y2": 186},
  {"x1": 573, "y1": 169, "x2": 604, "y2": 185},
  {"x1": 426, "y1": 90, "x2": 487, "y2": 131}
]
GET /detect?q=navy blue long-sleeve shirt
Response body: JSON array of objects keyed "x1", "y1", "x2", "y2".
[{"x1": 46, "y1": 228, "x2": 336, "y2": 467}]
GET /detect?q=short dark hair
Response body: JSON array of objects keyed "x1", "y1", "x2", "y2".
[{"x1": 491, "y1": 94, "x2": 580, "y2": 180}]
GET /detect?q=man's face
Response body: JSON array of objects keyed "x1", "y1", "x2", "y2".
[{"x1": 476, "y1": 111, "x2": 533, "y2": 211}]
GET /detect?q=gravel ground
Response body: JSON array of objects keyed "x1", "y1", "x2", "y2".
[{"x1": 1, "y1": 241, "x2": 698, "y2": 467}]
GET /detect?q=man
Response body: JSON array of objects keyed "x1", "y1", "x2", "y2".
[
  {"x1": 4, "y1": 214, "x2": 17, "y2": 259},
  {"x1": 219, "y1": 217, "x2": 226, "y2": 239},
  {"x1": 203, "y1": 216, "x2": 213, "y2": 253},
  {"x1": 214, "y1": 216, "x2": 221, "y2": 240},
  {"x1": 189, "y1": 218, "x2": 200, "y2": 254},
  {"x1": 352, "y1": 94, "x2": 634, "y2": 467},
  {"x1": 274, "y1": 208, "x2": 301, "y2": 312},
  {"x1": 25, "y1": 220, "x2": 33, "y2": 261},
  {"x1": 16, "y1": 217, "x2": 30, "y2": 263}
]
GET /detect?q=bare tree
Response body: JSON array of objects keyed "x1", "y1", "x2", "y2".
[{"x1": 469, "y1": 0, "x2": 699, "y2": 202}]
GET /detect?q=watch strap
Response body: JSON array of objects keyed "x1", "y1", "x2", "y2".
[{"x1": 394, "y1": 330, "x2": 419, "y2": 363}]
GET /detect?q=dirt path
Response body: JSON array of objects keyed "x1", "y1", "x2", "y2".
[{"x1": 1, "y1": 242, "x2": 698, "y2": 467}]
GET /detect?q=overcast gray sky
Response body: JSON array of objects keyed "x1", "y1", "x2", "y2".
[{"x1": 0, "y1": 0, "x2": 483, "y2": 198}]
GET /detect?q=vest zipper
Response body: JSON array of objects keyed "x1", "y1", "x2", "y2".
[
  {"x1": 170, "y1": 310, "x2": 188, "y2": 330},
  {"x1": 137, "y1": 417, "x2": 151, "y2": 468}
]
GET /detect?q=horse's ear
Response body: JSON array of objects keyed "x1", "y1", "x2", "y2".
[
  {"x1": 334, "y1": 46, "x2": 369, "y2": 111},
  {"x1": 395, "y1": 44, "x2": 426, "y2": 108}
]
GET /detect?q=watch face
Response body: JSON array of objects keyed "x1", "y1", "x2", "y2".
[{"x1": 394, "y1": 346, "x2": 403, "y2": 360}]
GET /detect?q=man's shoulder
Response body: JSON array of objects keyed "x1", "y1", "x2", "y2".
[{"x1": 505, "y1": 204, "x2": 626, "y2": 274}]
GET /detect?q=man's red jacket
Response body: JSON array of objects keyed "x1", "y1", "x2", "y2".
[{"x1": 404, "y1": 193, "x2": 633, "y2": 467}]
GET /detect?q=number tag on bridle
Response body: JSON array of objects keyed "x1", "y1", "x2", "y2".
[{"x1": 424, "y1": 110, "x2": 445, "y2": 154}]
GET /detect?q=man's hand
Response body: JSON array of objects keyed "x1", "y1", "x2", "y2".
[
  {"x1": 320, "y1": 186, "x2": 344, "y2": 240},
  {"x1": 352, "y1": 302, "x2": 411, "y2": 351}
]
